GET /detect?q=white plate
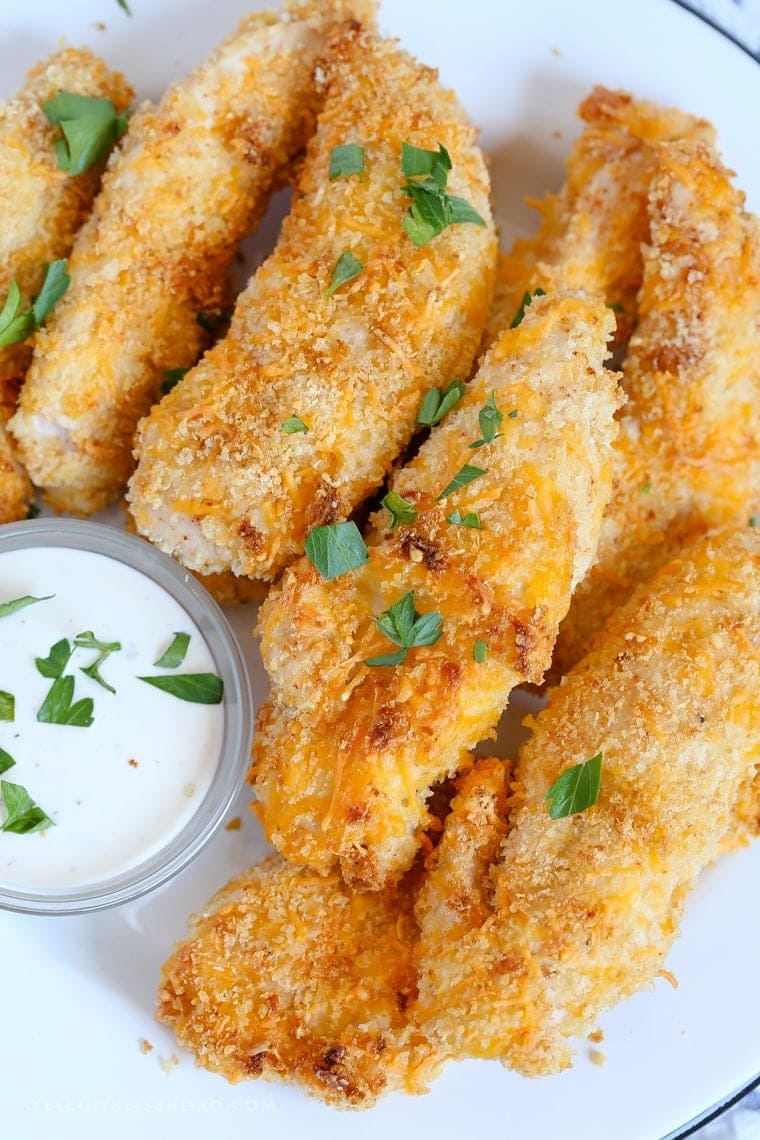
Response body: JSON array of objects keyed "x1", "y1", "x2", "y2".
[{"x1": 1, "y1": 2, "x2": 759, "y2": 1138}]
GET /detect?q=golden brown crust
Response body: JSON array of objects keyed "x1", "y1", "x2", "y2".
[
  {"x1": 128, "y1": 26, "x2": 497, "y2": 580},
  {"x1": 251, "y1": 293, "x2": 620, "y2": 889}
]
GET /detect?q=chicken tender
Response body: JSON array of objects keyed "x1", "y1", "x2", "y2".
[
  {"x1": 127, "y1": 25, "x2": 496, "y2": 580},
  {"x1": 252, "y1": 292, "x2": 620, "y2": 890},
  {"x1": 415, "y1": 527, "x2": 760, "y2": 1076},
  {"x1": 11, "y1": 1, "x2": 369, "y2": 515},
  {"x1": 555, "y1": 139, "x2": 760, "y2": 673},
  {"x1": 487, "y1": 86, "x2": 713, "y2": 347},
  {"x1": 157, "y1": 856, "x2": 443, "y2": 1108},
  {"x1": 0, "y1": 430, "x2": 31, "y2": 523}
]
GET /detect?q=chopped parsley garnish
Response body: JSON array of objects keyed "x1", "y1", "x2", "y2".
[
  {"x1": 447, "y1": 509, "x2": 481, "y2": 529},
  {"x1": 381, "y1": 490, "x2": 417, "y2": 531},
  {"x1": 281, "y1": 415, "x2": 309, "y2": 435},
  {"x1": 401, "y1": 141, "x2": 486, "y2": 248},
  {"x1": 154, "y1": 632, "x2": 190, "y2": 669},
  {"x1": 196, "y1": 308, "x2": 232, "y2": 332},
  {"x1": 0, "y1": 748, "x2": 15, "y2": 776},
  {"x1": 0, "y1": 692, "x2": 14, "y2": 722},
  {"x1": 640, "y1": 481, "x2": 652, "y2": 494},
  {"x1": 37, "y1": 675, "x2": 94, "y2": 727},
  {"x1": 436, "y1": 464, "x2": 486, "y2": 501},
  {"x1": 0, "y1": 262, "x2": 70, "y2": 348},
  {"x1": 416, "y1": 379, "x2": 465, "y2": 427},
  {"x1": 325, "y1": 251, "x2": 364, "y2": 299},
  {"x1": 473, "y1": 638, "x2": 487, "y2": 663},
  {"x1": 510, "y1": 287, "x2": 546, "y2": 328},
  {"x1": 138, "y1": 673, "x2": 223, "y2": 704},
  {"x1": 365, "y1": 590, "x2": 442, "y2": 667},
  {"x1": 545, "y1": 752, "x2": 603, "y2": 819},
  {"x1": 329, "y1": 143, "x2": 365, "y2": 180},
  {"x1": 44, "y1": 92, "x2": 129, "y2": 175},
  {"x1": 749, "y1": 515, "x2": 757, "y2": 528},
  {"x1": 35, "y1": 638, "x2": 72, "y2": 679},
  {"x1": 606, "y1": 301, "x2": 624, "y2": 313},
  {"x1": 74, "y1": 631, "x2": 122, "y2": 693},
  {"x1": 469, "y1": 391, "x2": 503, "y2": 449},
  {"x1": 161, "y1": 368, "x2": 187, "y2": 394},
  {"x1": 26, "y1": 503, "x2": 40, "y2": 519},
  {"x1": 0, "y1": 594, "x2": 53, "y2": 620},
  {"x1": 304, "y1": 521, "x2": 368, "y2": 581},
  {"x1": 0, "y1": 779, "x2": 54, "y2": 834},
  {"x1": 116, "y1": 0, "x2": 132, "y2": 14},
  {"x1": 508, "y1": 409, "x2": 519, "y2": 419}
]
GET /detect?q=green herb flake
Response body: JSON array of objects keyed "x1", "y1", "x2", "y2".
[
  {"x1": 0, "y1": 692, "x2": 14, "y2": 722},
  {"x1": 35, "y1": 638, "x2": 72, "y2": 679},
  {"x1": 74, "y1": 631, "x2": 122, "y2": 694},
  {"x1": 44, "y1": 92, "x2": 129, "y2": 176},
  {"x1": 469, "y1": 390, "x2": 503, "y2": 449},
  {"x1": 749, "y1": 515, "x2": 757, "y2": 528},
  {"x1": 37, "y1": 675, "x2": 94, "y2": 727},
  {"x1": 281, "y1": 415, "x2": 309, "y2": 435},
  {"x1": 325, "y1": 251, "x2": 364, "y2": 299},
  {"x1": 510, "y1": 287, "x2": 547, "y2": 328},
  {"x1": 545, "y1": 752, "x2": 603, "y2": 820},
  {"x1": 26, "y1": 503, "x2": 40, "y2": 519},
  {"x1": 0, "y1": 780, "x2": 55, "y2": 834},
  {"x1": 436, "y1": 464, "x2": 487, "y2": 501},
  {"x1": 304, "y1": 521, "x2": 368, "y2": 581},
  {"x1": 640, "y1": 481, "x2": 652, "y2": 495},
  {"x1": 0, "y1": 748, "x2": 15, "y2": 776},
  {"x1": 365, "y1": 590, "x2": 442, "y2": 667},
  {"x1": 473, "y1": 638, "x2": 487, "y2": 663},
  {"x1": 606, "y1": 301, "x2": 624, "y2": 313},
  {"x1": 0, "y1": 594, "x2": 53, "y2": 620},
  {"x1": 161, "y1": 368, "x2": 187, "y2": 395},
  {"x1": 138, "y1": 673, "x2": 223, "y2": 704},
  {"x1": 416, "y1": 379, "x2": 465, "y2": 427},
  {"x1": 446, "y1": 509, "x2": 482, "y2": 529},
  {"x1": 0, "y1": 261, "x2": 70, "y2": 348},
  {"x1": 329, "y1": 143, "x2": 365, "y2": 180},
  {"x1": 401, "y1": 141, "x2": 485, "y2": 248},
  {"x1": 196, "y1": 308, "x2": 232, "y2": 332},
  {"x1": 381, "y1": 490, "x2": 417, "y2": 531},
  {"x1": 116, "y1": 0, "x2": 132, "y2": 14},
  {"x1": 508, "y1": 409, "x2": 519, "y2": 419},
  {"x1": 154, "y1": 632, "x2": 190, "y2": 669}
]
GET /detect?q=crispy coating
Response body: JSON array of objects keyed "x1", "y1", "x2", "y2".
[
  {"x1": 0, "y1": 428, "x2": 31, "y2": 523},
  {"x1": 0, "y1": 48, "x2": 133, "y2": 419},
  {"x1": 487, "y1": 86, "x2": 713, "y2": 348},
  {"x1": 10, "y1": 1, "x2": 368, "y2": 515},
  {"x1": 415, "y1": 527, "x2": 760, "y2": 1076},
  {"x1": 251, "y1": 293, "x2": 620, "y2": 889},
  {"x1": 157, "y1": 856, "x2": 443, "y2": 1109},
  {"x1": 127, "y1": 26, "x2": 497, "y2": 580},
  {"x1": 555, "y1": 139, "x2": 760, "y2": 673}
]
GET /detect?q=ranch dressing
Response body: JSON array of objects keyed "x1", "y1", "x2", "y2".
[{"x1": 0, "y1": 546, "x2": 224, "y2": 889}]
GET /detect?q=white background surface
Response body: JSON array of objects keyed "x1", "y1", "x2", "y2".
[{"x1": 0, "y1": 2, "x2": 759, "y2": 1138}]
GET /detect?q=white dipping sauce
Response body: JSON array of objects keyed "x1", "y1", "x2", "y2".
[{"x1": 0, "y1": 546, "x2": 224, "y2": 889}]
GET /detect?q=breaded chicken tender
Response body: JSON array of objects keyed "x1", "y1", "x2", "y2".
[
  {"x1": 127, "y1": 26, "x2": 497, "y2": 580},
  {"x1": 487, "y1": 86, "x2": 713, "y2": 347},
  {"x1": 415, "y1": 527, "x2": 760, "y2": 1076},
  {"x1": 252, "y1": 292, "x2": 620, "y2": 889},
  {"x1": 157, "y1": 856, "x2": 443, "y2": 1108},
  {"x1": 11, "y1": 1, "x2": 369, "y2": 515},
  {"x1": 555, "y1": 139, "x2": 760, "y2": 673},
  {"x1": 0, "y1": 48, "x2": 132, "y2": 521}
]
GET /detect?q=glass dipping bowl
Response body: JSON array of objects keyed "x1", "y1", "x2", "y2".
[{"x1": 0, "y1": 518, "x2": 254, "y2": 915}]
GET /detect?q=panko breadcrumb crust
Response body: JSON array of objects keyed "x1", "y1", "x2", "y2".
[{"x1": 128, "y1": 23, "x2": 497, "y2": 581}]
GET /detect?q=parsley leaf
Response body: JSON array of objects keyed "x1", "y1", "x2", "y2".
[
  {"x1": 325, "y1": 251, "x2": 364, "y2": 299},
  {"x1": 37, "y1": 675, "x2": 94, "y2": 727},
  {"x1": 74, "y1": 631, "x2": 121, "y2": 694},
  {"x1": 304, "y1": 521, "x2": 368, "y2": 581},
  {"x1": 381, "y1": 490, "x2": 417, "y2": 531},
  {"x1": 0, "y1": 594, "x2": 53, "y2": 620},
  {"x1": 44, "y1": 92, "x2": 129, "y2": 175},
  {"x1": 281, "y1": 415, "x2": 308, "y2": 435},
  {"x1": 473, "y1": 638, "x2": 487, "y2": 663},
  {"x1": 469, "y1": 390, "x2": 503, "y2": 449},
  {"x1": 0, "y1": 748, "x2": 15, "y2": 775},
  {"x1": 161, "y1": 368, "x2": 187, "y2": 394},
  {"x1": 35, "y1": 638, "x2": 72, "y2": 679},
  {"x1": 447, "y1": 509, "x2": 481, "y2": 529},
  {"x1": 329, "y1": 143, "x2": 365, "y2": 180},
  {"x1": 0, "y1": 780, "x2": 54, "y2": 834},
  {"x1": 138, "y1": 673, "x2": 223, "y2": 704},
  {"x1": 153, "y1": 632, "x2": 190, "y2": 669},
  {"x1": 750, "y1": 516, "x2": 758, "y2": 528},
  {"x1": 510, "y1": 287, "x2": 546, "y2": 328},
  {"x1": 0, "y1": 692, "x2": 14, "y2": 722},
  {"x1": 365, "y1": 590, "x2": 443, "y2": 667},
  {"x1": 196, "y1": 308, "x2": 232, "y2": 332},
  {"x1": 0, "y1": 262, "x2": 70, "y2": 348},
  {"x1": 436, "y1": 464, "x2": 486, "y2": 500},
  {"x1": 116, "y1": 0, "x2": 133, "y2": 14},
  {"x1": 401, "y1": 142, "x2": 485, "y2": 248},
  {"x1": 545, "y1": 752, "x2": 603, "y2": 819},
  {"x1": 416, "y1": 379, "x2": 465, "y2": 427}
]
